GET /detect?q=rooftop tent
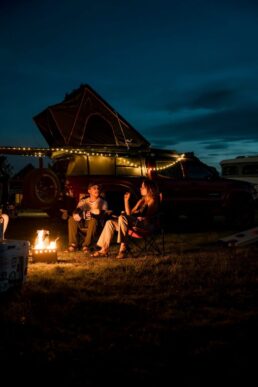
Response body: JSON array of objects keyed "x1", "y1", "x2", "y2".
[{"x1": 33, "y1": 84, "x2": 150, "y2": 150}]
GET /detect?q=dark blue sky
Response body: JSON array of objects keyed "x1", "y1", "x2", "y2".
[{"x1": 1, "y1": 0, "x2": 258, "y2": 172}]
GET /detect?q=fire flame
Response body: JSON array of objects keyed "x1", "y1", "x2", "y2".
[{"x1": 34, "y1": 229, "x2": 57, "y2": 250}]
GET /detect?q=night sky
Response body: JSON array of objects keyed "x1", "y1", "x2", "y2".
[{"x1": 1, "y1": 0, "x2": 258, "y2": 173}]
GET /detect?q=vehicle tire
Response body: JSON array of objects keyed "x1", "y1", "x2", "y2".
[
  {"x1": 45, "y1": 207, "x2": 63, "y2": 219},
  {"x1": 226, "y1": 198, "x2": 255, "y2": 230},
  {"x1": 22, "y1": 169, "x2": 61, "y2": 208}
]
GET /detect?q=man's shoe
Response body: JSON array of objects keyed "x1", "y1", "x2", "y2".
[{"x1": 65, "y1": 245, "x2": 77, "y2": 253}]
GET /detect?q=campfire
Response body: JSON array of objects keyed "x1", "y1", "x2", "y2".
[{"x1": 32, "y1": 230, "x2": 58, "y2": 262}]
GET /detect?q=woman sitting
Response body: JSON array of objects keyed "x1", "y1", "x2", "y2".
[{"x1": 92, "y1": 178, "x2": 160, "y2": 259}]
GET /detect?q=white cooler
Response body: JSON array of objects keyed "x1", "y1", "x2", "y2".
[{"x1": 0, "y1": 239, "x2": 30, "y2": 293}]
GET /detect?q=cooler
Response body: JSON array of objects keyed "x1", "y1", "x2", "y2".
[
  {"x1": 0, "y1": 239, "x2": 30, "y2": 293},
  {"x1": 219, "y1": 227, "x2": 258, "y2": 247}
]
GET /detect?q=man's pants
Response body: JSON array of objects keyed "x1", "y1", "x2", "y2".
[{"x1": 68, "y1": 217, "x2": 98, "y2": 247}]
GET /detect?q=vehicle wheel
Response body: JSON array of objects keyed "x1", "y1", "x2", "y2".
[
  {"x1": 226, "y1": 200, "x2": 255, "y2": 230},
  {"x1": 45, "y1": 207, "x2": 63, "y2": 219},
  {"x1": 22, "y1": 169, "x2": 61, "y2": 208}
]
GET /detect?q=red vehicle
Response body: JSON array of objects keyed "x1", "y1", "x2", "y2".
[
  {"x1": 1, "y1": 84, "x2": 256, "y2": 229},
  {"x1": 17, "y1": 148, "x2": 257, "y2": 230}
]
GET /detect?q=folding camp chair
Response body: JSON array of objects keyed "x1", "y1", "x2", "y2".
[{"x1": 126, "y1": 213, "x2": 165, "y2": 258}]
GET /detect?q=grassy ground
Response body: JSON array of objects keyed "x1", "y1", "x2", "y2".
[{"x1": 1, "y1": 215, "x2": 258, "y2": 386}]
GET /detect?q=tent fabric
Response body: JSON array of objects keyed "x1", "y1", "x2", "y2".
[{"x1": 33, "y1": 85, "x2": 150, "y2": 149}]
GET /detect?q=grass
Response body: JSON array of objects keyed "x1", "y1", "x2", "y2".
[{"x1": 1, "y1": 216, "x2": 258, "y2": 386}]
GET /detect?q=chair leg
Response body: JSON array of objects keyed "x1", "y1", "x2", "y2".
[
  {"x1": 126, "y1": 228, "x2": 166, "y2": 258},
  {"x1": 147, "y1": 237, "x2": 162, "y2": 256},
  {"x1": 131, "y1": 233, "x2": 165, "y2": 258},
  {"x1": 127, "y1": 238, "x2": 144, "y2": 258},
  {"x1": 147, "y1": 230, "x2": 165, "y2": 256}
]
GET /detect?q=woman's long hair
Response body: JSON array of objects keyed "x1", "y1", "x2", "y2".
[{"x1": 142, "y1": 178, "x2": 160, "y2": 200}]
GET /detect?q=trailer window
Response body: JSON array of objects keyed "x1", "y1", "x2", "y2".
[
  {"x1": 221, "y1": 165, "x2": 238, "y2": 176},
  {"x1": 242, "y1": 164, "x2": 258, "y2": 176}
]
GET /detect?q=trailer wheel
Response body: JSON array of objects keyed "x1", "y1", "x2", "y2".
[{"x1": 23, "y1": 169, "x2": 61, "y2": 208}]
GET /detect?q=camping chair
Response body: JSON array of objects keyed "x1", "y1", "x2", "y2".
[{"x1": 126, "y1": 212, "x2": 165, "y2": 258}]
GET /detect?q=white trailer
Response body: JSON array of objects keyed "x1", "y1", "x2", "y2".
[{"x1": 220, "y1": 155, "x2": 258, "y2": 194}]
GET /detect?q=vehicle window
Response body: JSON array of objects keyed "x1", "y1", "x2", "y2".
[
  {"x1": 89, "y1": 156, "x2": 115, "y2": 175},
  {"x1": 156, "y1": 161, "x2": 183, "y2": 179},
  {"x1": 116, "y1": 157, "x2": 143, "y2": 176},
  {"x1": 242, "y1": 164, "x2": 258, "y2": 176},
  {"x1": 184, "y1": 161, "x2": 214, "y2": 179},
  {"x1": 222, "y1": 165, "x2": 239, "y2": 176},
  {"x1": 66, "y1": 155, "x2": 144, "y2": 176},
  {"x1": 67, "y1": 156, "x2": 88, "y2": 176}
]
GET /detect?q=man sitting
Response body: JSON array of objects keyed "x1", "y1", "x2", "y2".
[{"x1": 67, "y1": 182, "x2": 108, "y2": 253}]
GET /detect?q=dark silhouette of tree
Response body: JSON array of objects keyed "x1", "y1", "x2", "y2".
[
  {"x1": 0, "y1": 156, "x2": 13, "y2": 205},
  {"x1": 0, "y1": 156, "x2": 13, "y2": 178}
]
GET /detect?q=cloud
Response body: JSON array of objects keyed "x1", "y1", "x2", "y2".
[
  {"x1": 189, "y1": 89, "x2": 236, "y2": 109},
  {"x1": 201, "y1": 141, "x2": 230, "y2": 150},
  {"x1": 163, "y1": 87, "x2": 236, "y2": 113},
  {"x1": 146, "y1": 105, "x2": 258, "y2": 144},
  {"x1": 141, "y1": 78, "x2": 258, "y2": 149}
]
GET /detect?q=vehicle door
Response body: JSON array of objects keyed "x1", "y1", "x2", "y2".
[
  {"x1": 180, "y1": 160, "x2": 224, "y2": 215},
  {"x1": 155, "y1": 159, "x2": 224, "y2": 217}
]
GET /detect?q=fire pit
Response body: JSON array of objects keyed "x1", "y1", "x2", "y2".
[{"x1": 31, "y1": 230, "x2": 58, "y2": 263}]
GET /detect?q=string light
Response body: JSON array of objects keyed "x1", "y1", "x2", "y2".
[
  {"x1": 119, "y1": 157, "x2": 140, "y2": 168},
  {"x1": 0, "y1": 146, "x2": 185, "y2": 171},
  {"x1": 148, "y1": 154, "x2": 185, "y2": 171}
]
